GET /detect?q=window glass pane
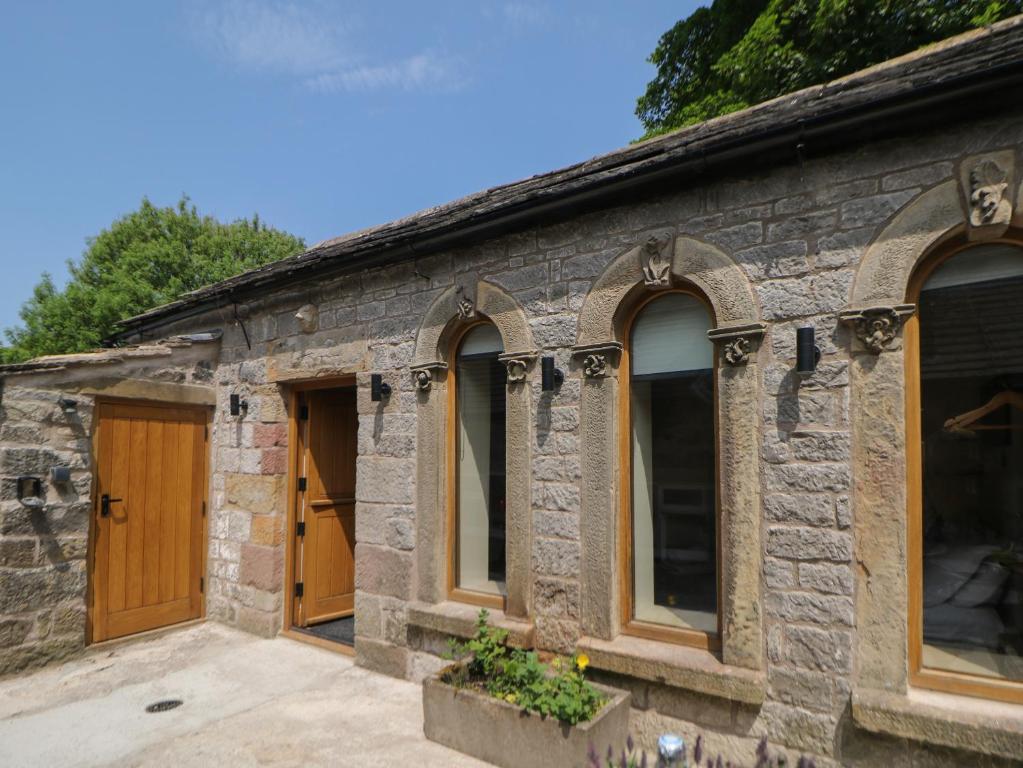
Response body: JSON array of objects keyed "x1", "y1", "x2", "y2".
[
  {"x1": 631, "y1": 294, "x2": 716, "y2": 633},
  {"x1": 632, "y1": 292, "x2": 714, "y2": 376},
  {"x1": 456, "y1": 327, "x2": 506, "y2": 596},
  {"x1": 919, "y1": 244, "x2": 1023, "y2": 683}
]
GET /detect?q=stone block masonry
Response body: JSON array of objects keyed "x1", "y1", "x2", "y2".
[{"x1": 0, "y1": 386, "x2": 92, "y2": 676}]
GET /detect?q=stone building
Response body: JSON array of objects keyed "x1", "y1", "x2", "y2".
[{"x1": 3, "y1": 18, "x2": 1023, "y2": 766}]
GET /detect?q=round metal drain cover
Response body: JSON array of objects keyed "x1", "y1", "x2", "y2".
[{"x1": 145, "y1": 699, "x2": 183, "y2": 713}]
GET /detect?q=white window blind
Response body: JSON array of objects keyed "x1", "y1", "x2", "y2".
[
  {"x1": 924, "y1": 243, "x2": 1023, "y2": 290},
  {"x1": 459, "y1": 323, "x2": 504, "y2": 356},
  {"x1": 631, "y1": 293, "x2": 713, "y2": 376}
]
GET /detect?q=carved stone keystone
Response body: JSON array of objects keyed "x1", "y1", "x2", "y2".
[{"x1": 640, "y1": 235, "x2": 672, "y2": 289}]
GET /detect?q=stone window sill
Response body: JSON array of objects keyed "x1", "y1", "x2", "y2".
[
  {"x1": 406, "y1": 601, "x2": 534, "y2": 648},
  {"x1": 852, "y1": 687, "x2": 1023, "y2": 761},
  {"x1": 575, "y1": 634, "x2": 765, "y2": 705}
]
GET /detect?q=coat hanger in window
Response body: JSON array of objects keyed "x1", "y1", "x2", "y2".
[{"x1": 943, "y1": 389, "x2": 1023, "y2": 434}]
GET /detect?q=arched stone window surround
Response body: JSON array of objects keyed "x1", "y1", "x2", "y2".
[
  {"x1": 412, "y1": 280, "x2": 537, "y2": 620},
  {"x1": 842, "y1": 153, "x2": 1022, "y2": 697},
  {"x1": 574, "y1": 235, "x2": 766, "y2": 671}
]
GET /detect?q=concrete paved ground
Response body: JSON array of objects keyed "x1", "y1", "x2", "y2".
[{"x1": 0, "y1": 622, "x2": 489, "y2": 767}]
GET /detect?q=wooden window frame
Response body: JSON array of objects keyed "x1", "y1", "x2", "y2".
[
  {"x1": 906, "y1": 232, "x2": 1023, "y2": 705},
  {"x1": 618, "y1": 287, "x2": 722, "y2": 652},
  {"x1": 446, "y1": 319, "x2": 508, "y2": 611}
]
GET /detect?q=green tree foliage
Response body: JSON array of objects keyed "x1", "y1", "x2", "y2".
[
  {"x1": 637, "y1": 0, "x2": 1023, "y2": 137},
  {"x1": 2, "y1": 197, "x2": 304, "y2": 363}
]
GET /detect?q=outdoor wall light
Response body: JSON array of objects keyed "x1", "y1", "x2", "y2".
[
  {"x1": 796, "y1": 326, "x2": 821, "y2": 377},
  {"x1": 371, "y1": 373, "x2": 392, "y2": 402},
  {"x1": 229, "y1": 393, "x2": 248, "y2": 417},
  {"x1": 49, "y1": 466, "x2": 71, "y2": 485},
  {"x1": 57, "y1": 397, "x2": 78, "y2": 414},
  {"x1": 541, "y1": 356, "x2": 564, "y2": 392}
]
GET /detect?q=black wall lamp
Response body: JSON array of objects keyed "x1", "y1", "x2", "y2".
[
  {"x1": 371, "y1": 373, "x2": 392, "y2": 402},
  {"x1": 541, "y1": 356, "x2": 564, "y2": 392},
  {"x1": 57, "y1": 397, "x2": 78, "y2": 414},
  {"x1": 796, "y1": 327, "x2": 821, "y2": 377},
  {"x1": 229, "y1": 393, "x2": 248, "y2": 416}
]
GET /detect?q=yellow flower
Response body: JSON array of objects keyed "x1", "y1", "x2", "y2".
[
  {"x1": 576, "y1": 653, "x2": 590, "y2": 671},
  {"x1": 505, "y1": 693, "x2": 517, "y2": 704}
]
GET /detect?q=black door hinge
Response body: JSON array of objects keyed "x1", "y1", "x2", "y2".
[
  {"x1": 200, "y1": 576, "x2": 205, "y2": 592},
  {"x1": 296, "y1": 521, "x2": 305, "y2": 537},
  {"x1": 297, "y1": 477, "x2": 307, "y2": 492},
  {"x1": 299, "y1": 405, "x2": 309, "y2": 420},
  {"x1": 201, "y1": 501, "x2": 206, "y2": 517},
  {"x1": 295, "y1": 582, "x2": 304, "y2": 598}
]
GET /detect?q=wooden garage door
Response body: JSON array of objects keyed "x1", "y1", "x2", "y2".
[{"x1": 91, "y1": 401, "x2": 208, "y2": 642}]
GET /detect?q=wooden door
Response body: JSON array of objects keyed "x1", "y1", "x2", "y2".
[
  {"x1": 92, "y1": 401, "x2": 208, "y2": 642},
  {"x1": 294, "y1": 388, "x2": 357, "y2": 626}
]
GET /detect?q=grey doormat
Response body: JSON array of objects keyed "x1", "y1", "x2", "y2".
[{"x1": 298, "y1": 615, "x2": 355, "y2": 646}]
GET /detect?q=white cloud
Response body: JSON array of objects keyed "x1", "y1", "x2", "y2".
[
  {"x1": 190, "y1": 1, "x2": 464, "y2": 92},
  {"x1": 305, "y1": 52, "x2": 463, "y2": 93},
  {"x1": 502, "y1": 2, "x2": 550, "y2": 28}
]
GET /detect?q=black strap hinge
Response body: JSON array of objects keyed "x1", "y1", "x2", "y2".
[
  {"x1": 297, "y1": 477, "x2": 307, "y2": 492},
  {"x1": 296, "y1": 521, "x2": 305, "y2": 537},
  {"x1": 294, "y1": 582, "x2": 304, "y2": 598}
]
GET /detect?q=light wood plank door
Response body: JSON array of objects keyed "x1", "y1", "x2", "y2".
[
  {"x1": 294, "y1": 388, "x2": 357, "y2": 626},
  {"x1": 92, "y1": 401, "x2": 208, "y2": 642}
]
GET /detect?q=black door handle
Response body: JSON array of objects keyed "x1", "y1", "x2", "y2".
[{"x1": 100, "y1": 494, "x2": 123, "y2": 517}]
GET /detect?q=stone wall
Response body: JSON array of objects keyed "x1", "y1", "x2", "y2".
[
  {"x1": 4, "y1": 108, "x2": 1023, "y2": 763},
  {"x1": 0, "y1": 384, "x2": 92, "y2": 676}
]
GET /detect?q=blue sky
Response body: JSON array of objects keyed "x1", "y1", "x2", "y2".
[{"x1": 0, "y1": 1, "x2": 698, "y2": 333}]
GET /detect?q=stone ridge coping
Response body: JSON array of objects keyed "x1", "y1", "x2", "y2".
[
  {"x1": 407, "y1": 601, "x2": 535, "y2": 648},
  {"x1": 851, "y1": 687, "x2": 1023, "y2": 760},
  {"x1": 576, "y1": 634, "x2": 765, "y2": 706},
  {"x1": 0, "y1": 331, "x2": 222, "y2": 377},
  {"x1": 115, "y1": 16, "x2": 1023, "y2": 337}
]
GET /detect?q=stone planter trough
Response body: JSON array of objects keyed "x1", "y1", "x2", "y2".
[{"x1": 423, "y1": 666, "x2": 631, "y2": 768}]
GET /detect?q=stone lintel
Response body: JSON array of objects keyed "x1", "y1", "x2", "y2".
[
  {"x1": 407, "y1": 601, "x2": 534, "y2": 648},
  {"x1": 575, "y1": 634, "x2": 765, "y2": 706},
  {"x1": 852, "y1": 687, "x2": 1023, "y2": 760}
]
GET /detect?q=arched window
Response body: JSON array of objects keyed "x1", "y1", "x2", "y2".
[
  {"x1": 449, "y1": 322, "x2": 507, "y2": 608},
  {"x1": 622, "y1": 290, "x2": 718, "y2": 648},
  {"x1": 908, "y1": 240, "x2": 1023, "y2": 703}
]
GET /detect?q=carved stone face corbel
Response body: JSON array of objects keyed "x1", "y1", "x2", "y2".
[
  {"x1": 839, "y1": 305, "x2": 915, "y2": 354},
  {"x1": 410, "y1": 361, "x2": 447, "y2": 392},
  {"x1": 706, "y1": 323, "x2": 767, "y2": 366},
  {"x1": 571, "y1": 342, "x2": 623, "y2": 379},
  {"x1": 640, "y1": 235, "x2": 672, "y2": 289},
  {"x1": 962, "y1": 152, "x2": 1015, "y2": 240},
  {"x1": 498, "y1": 351, "x2": 537, "y2": 384}
]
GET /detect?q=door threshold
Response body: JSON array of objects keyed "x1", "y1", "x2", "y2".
[{"x1": 280, "y1": 627, "x2": 355, "y2": 657}]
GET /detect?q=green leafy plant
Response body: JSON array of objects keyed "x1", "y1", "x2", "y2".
[{"x1": 444, "y1": 609, "x2": 607, "y2": 726}]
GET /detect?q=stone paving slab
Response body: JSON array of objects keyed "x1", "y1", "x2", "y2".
[{"x1": 0, "y1": 622, "x2": 489, "y2": 768}]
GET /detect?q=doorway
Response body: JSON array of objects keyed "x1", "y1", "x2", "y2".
[
  {"x1": 289, "y1": 384, "x2": 358, "y2": 647},
  {"x1": 90, "y1": 400, "x2": 209, "y2": 643}
]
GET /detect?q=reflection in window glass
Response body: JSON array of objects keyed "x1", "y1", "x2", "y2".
[
  {"x1": 919, "y1": 243, "x2": 1023, "y2": 683},
  {"x1": 456, "y1": 324, "x2": 507, "y2": 596},
  {"x1": 630, "y1": 293, "x2": 716, "y2": 633}
]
